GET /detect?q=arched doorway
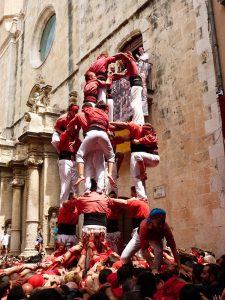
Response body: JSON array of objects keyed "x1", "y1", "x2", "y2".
[{"x1": 120, "y1": 33, "x2": 143, "y2": 58}]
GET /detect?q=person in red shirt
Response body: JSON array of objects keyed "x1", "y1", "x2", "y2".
[
  {"x1": 54, "y1": 189, "x2": 118, "y2": 271},
  {"x1": 51, "y1": 104, "x2": 79, "y2": 153},
  {"x1": 83, "y1": 71, "x2": 112, "y2": 106},
  {"x1": 67, "y1": 102, "x2": 92, "y2": 137},
  {"x1": 113, "y1": 51, "x2": 144, "y2": 124},
  {"x1": 106, "y1": 191, "x2": 124, "y2": 255},
  {"x1": 57, "y1": 194, "x2": 79, "y2": 250},
  {"x1": 139, "y1": 208, "x2": 180, "y2": 274},
  {"x1": 111, "y1": 193, "x2": 150, "y2": 264},
  {"x1": 58, "y1": 126, "x2": 81, "y2": 203},
  {"x1": 75, "y1": 101, "x2": 115, "y2": 192},
  {"x1": 67, "y1": 103, "x2": 101, "y2": 194},
  {"x1": 61, "y1": 186, "x2": 112, "y2": 255},
  {"x1": 68, "y1": 103, "x2": 111, "y2": 194},
  {"x1": 87, "y1": 52, "x2": 117, "y2": 102},
  {"x1": 111, "y1": 121, "x2": 160, "y2": 199}
]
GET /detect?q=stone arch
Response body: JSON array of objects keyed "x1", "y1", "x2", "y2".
[{"x1": 116, "y1": 30, "x2": 143, "y2": 53}]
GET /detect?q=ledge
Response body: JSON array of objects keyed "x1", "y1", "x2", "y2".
[{"x1": 18, "y1": 131, "x2": 52, "y2": 143}]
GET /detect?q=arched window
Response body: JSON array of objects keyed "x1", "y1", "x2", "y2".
[
  {"x1": 120, "y1": 34, "x2": 143, "y2": 58},
  {"x1": 39, "y1": 14, "x2": 56, "y2": 62}
]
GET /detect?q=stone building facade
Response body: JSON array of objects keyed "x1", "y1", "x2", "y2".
[{"x1": 0, "y1": 0, "x2": 225, "y2": 256}]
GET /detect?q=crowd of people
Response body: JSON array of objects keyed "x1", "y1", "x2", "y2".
[
  {"x1": 0, "y1": 246, "x2": 225, "y2": 299},
  {"x1": 0, "y1": 49, "x2": 224, "y2": 300}
]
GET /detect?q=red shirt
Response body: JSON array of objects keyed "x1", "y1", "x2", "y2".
[
  {"x1": 126, "y1": 199, "x2": 150, "y2": 219},
  {"x1": 83, "y1": 107, "x2": 109, "y2": 131},
  {"x1": 112, "y1": 73, "x2": 126, "y2": 81},
  {"x1": 58, "y1": 203, "x2": 78, "y2": 225},
  {"x1": 71, "y1": 192, "x2": 111, "y2": 216},
  {"x1": 54, "y1": 113, "x2": 73, "y2": 132},
  {"x1": 127, "y1": 122, "x2": 157, "y2": 144},
  {"x1": 139, "y1": 220, "x2": 176, "y2": 250},
  {"x1": 88, "y1": 56, "x2": 117, "y2": 76},
  {"x1": 84, "y1": 79, "x2": 108, "y2": 103},
  {"x1": 58, "y1": 131, "x2": 81, "y2": 154},
  {"x1": 153, "y1": 276, "x2": 186, "y2": 300},
  {"x1": 115, "y1": 53, "x2": 139, "y2": 77},
  {"x1": 108, "y1": 201, "x2": 124, "y2": 220},
  {"x1": 68, "y1": 112, "x2": 89, "y2": 135}
]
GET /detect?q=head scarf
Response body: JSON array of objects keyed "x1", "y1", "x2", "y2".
[{"x1": 146, "y1": 208, "x2": 166, "y2": 223}]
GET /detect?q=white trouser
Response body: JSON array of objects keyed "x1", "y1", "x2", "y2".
[
  {"x1": 121, "y1": 228, "x2": 142, "y2": 262},
  {"x1": 82, "y1": 225, "x2": 106, "y2": 238},
  {"x1": 107, "y1": 98, "x2": 114, "y2": 122},
  {"x1": 58, "y1": 159, "x2": 78, "y2": 203},
  {"x1": 121, "y1": 228, "x2": 164, "y2": 269},
  {"x1": 130, "y1": 152, "x2": 160, "y2": 199},
  {"x1": 51, "y1": 132, "x2": 60, "y2": 153},
  {"x1": 85, "y1": 151, "x2": 106, "y2": 193},
  {"x1": 130, "y1": 86, "x2": 144, "y2": 125},
  {"x1": 76, "y1": 130, "x2": 115, "y2": 163},
  {"x1": 98, "y1": 87, "x2": 107, "y2": 102}
]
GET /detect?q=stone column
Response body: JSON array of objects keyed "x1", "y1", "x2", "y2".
[
  {"x1": 10, "y1": 177, "x2": 24, "y2": 255},
  {"x1": 23, "y1": 156, "x2": 43, "y2": 256},
  {"x1": 41, "y1": 144, "x2": 60, "y2": 252},
  {"x1": 0, "y1": 167, "x2": 13, "y2": 233}
]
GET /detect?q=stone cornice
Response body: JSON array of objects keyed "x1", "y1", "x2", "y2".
[
  {"x1": 8, "y1": 159, "x2": 26, "y2": 169},
  {"x1": 18, "y1": 131, "x2": 52, "y2": 144},
  {"x1": 12, "y1": 177, "x2": 25, "y2": 187}
]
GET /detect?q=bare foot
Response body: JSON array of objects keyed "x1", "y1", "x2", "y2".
[{"x1": 75, "y1": 176, "x2": 85, "y2": 185}]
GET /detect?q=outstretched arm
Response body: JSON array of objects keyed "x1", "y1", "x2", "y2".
[
  {"x1": 111, "y1": 198, "x2": 128, "y2": 205},
  {"x1": 110, "y1": 121, "x2": 128, "y2": 130}
]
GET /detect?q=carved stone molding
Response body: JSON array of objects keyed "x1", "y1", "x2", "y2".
[
  {"x1": 26, "y1": 83, "x2": 52, "y2": 114},
  {"x1": 12, "y1": 178, "x2": 25, "y2": 187},
  {"x1": 26, "y1": 156, "x2": 43, "y2": 168},
  {"x1": 24, "y1": 112, "x2": 31, "y2": 122}
]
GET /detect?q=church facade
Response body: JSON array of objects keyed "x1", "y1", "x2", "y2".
[{"x1": 0, "y1": 0, "x2": 225, "y2": 256}]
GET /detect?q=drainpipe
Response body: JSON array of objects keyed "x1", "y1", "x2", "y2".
[{"x1": 207, "y1": 0, "x2": 224, "y2": 91}]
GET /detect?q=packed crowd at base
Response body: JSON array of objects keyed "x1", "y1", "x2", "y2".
[
  {"x1": 1, "y1": 50, "x2": 224, "y2": 300},
  {"x1": 0, "y1": 246, "x2": 224, "y2": 300}
]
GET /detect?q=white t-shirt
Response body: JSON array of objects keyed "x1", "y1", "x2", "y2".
[{"x1": 1, "y1": 234, "x2": 10, "y2": 246}]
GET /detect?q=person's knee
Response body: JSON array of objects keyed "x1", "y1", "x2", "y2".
[
  {"x1": 133, "y1": 153, "x2": 143, "y2": 162},
  {"x1": 76, "y1": 155, "x2": 84, "y2": 163}
]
